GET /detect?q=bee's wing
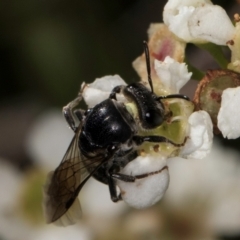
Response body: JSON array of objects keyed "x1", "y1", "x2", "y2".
[{"x1": 43, "y1": 127, "x2": 102, "y2": 226}]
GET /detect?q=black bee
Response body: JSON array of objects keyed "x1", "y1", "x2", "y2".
[{"x1": 43, "y1": 42, "x2": 190, "y2": 225}]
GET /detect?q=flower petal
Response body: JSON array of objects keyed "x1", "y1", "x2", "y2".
[
  {"x1": 26, "y1": 110, "x2": 74, "y2": 170},
  {"x1": 189, "y1": 5, "x2": 235, "y2": 45},
  {"x1": 164, "y1": 0, "x2": 212, "y2": 16},
  {"x1": 181, "y1": 110, "x2": 213, "y2": 159},
  {"x1": 164, "y1": 0, "x2": 235, "y2": 45},
  {"x1": 154, "y1": 57, "x2": 192, "y2": 93},
  {"x1": 166, "y1": 142, "x2": 240, "y2": 234},
  {"x1": 116, "y1": 155, "x2": 169, "y2": 209},
  {"x1": 164, "y1": 6, "x2": 196, "y2": 43},
  {"x1": 132, "y1": 24, "x2": 186, "y2": 95},
  {"x1": 82, "y1": 75, "x2": 126, "y2": 108},
  {"x1": 217, "y1": 86, "x2": 240, "y2": 139},
  {"x1": 163, "y1": 0, "x2": 213, "y2": 43}
]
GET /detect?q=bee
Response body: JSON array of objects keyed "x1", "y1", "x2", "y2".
[{"x1": 43, "y1": 42, "x2": 190, "y2": 226}]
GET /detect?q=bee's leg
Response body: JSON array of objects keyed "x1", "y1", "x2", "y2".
[
  {"x1": 63, "y1": 100, "x2": 83, "y2": 133},
  {"x1": 108, "y1": 168, "x2": 136, "y2": 202},
  {"x1": 109, "y1": 149, "x2": 137, "y2": 182},
  {"x1": 107, "y1": 149, "x2": 138, "y2": 202},
  {"x1": 73, "y1": 109, "x2": 84, "y2": 122},
  {"x1": 108, "y1": 177, "x2": 122, "y2": 202},
  {"x1": 109, "y1": 85, "x2": 125, "y2": 100},
  {"x1": 156, "y1": 94, "x2": 190, "y2": 101},
  {"x1": 108, "y1": 173, "x2": 137, "y2": 203},
  {"x1": 155, "y1": 94, "x2": 191, "y2": 123},
  {"x1": 62, "y1": 83, "x2": 87, "y2": 132},
  {"x1": 111, "y1": 173, "x2": 135, "y2": 182},
  {"x1": 133, "y1": 135, "x2": 187, "y2": 147}
]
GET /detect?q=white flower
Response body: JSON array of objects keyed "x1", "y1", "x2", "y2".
[
  {"x1": 0, "y1": 161, "x2": 28, "y2": 240},
  {"x1": 153, "y1": 56, "x2": 213, "y2": 160},
  {"x1": 181, "y1": 110, "x2": 213, "y2": 159},
  {"x1": 82, "y1": 75, "x2": 126, "y2": 108},
  {"x1": 132, "y1": 23, "x2": 187, "y2": 86},
  {"x1": 31, "y1": 224, "x2": 92, "y2": 240},
  {"x1": 154, "y1": 57, "x2": 192, "y2": 93},
  {"x1": 166, "y1": 142, "x2": 240, "y2": 235},
  {"x1": 116, "y1": 155, "x2": 169, "y2": 209},
  {"x1": 80, "y1": 178, "x2": 127, "y2": 220},
  {"x1": 163, "y1": 0, "x2": 235, "y2": 45},
  {"x1": 26, "y1": 110, "x2": 74, "y2": 170},
  {"x1": 164, "y1": 5, "x2": 196, "y2": 43},
  {"x1": 218, "y1": 86, "x2": 240, "y2": 139}
]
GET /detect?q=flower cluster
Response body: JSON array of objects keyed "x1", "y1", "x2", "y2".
[
  {"x1": 79, "y1": 0, "x2": 240, "y2": 210},
  {"x1": 41, "y1": 0, "x2": 240, "y2": 228},
  {"x1": 163, "y1": 0, "x2": 240, "y2": 139},
  {"x1": 82, "y1": 50, "x2": 213, "y2": 208}
]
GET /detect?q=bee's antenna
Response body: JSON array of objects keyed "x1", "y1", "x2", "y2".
[{"x1": 143, "y1": 41, "x2": 154, "y2": 93}]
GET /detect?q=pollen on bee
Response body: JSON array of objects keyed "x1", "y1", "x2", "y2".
[
  {"x1": 140, "y1": 149, "x2": 146, "y2": 156},
  {"x1": 164, "y1": 111, "x2": 173, "y2": 124},
  {"x1": 153, "y1": 144, "x2": 159, "y2": 152}
]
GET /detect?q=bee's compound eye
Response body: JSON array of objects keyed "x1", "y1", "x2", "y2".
[
  {"x1": 143, "y1": 110, "x2": 164, "y2": 128},
  {"x1": 116, "y1": 155, "x2": 169, "y2": 209}
]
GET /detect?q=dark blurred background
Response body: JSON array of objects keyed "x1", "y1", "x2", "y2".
[{"x1": 0, "y1": 0, "x2": 240, "y2": 239}]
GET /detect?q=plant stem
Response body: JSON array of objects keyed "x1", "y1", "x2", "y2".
[
  {"x1": 195, "y1": 43, "x2": 229, "y2": 69},
  {"x1": 185, "y1": 59, "x2": 205, "y2": 81}
]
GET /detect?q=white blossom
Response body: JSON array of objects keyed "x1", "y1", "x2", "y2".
[
  {"x1": 31, "y1": 225, "x2": 92, "y2": 240},
  {"x1": 166, "y1": 142, "x2": 240, "y2": 235},
  {"x1": 164, "y1": 5, "x2": 196, "y2": 43},
  {"x1": 218, "y1": 86, "x2": 240, "y2": 139},
  {"x1": 163, "y1": 0, "x2": 235, "y2": 45},
  {"x1": 181, "y1": 110, "x2": 213, "y2": 159},
  {"x1": 163, "y1": 0, "x2": 212, "y2": 14},
  {"x1": 154, "y1": 57, "x2": 192, "y2": 93},
  {"x1": 0, "y1": 161, "x2": 29, "y2": 240},
  {"x1": 26, "y1": 110, "x2": 74, "y2": 170},
  {"x1": 116, "y1": 155, "x2": 169, "y2": 209},
  {"x1": 80, "y1": 178, "x2": 127, "y2": 219},
  {"x1": 82, "y1": 75, "x2": 126, "y2": 108}
]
